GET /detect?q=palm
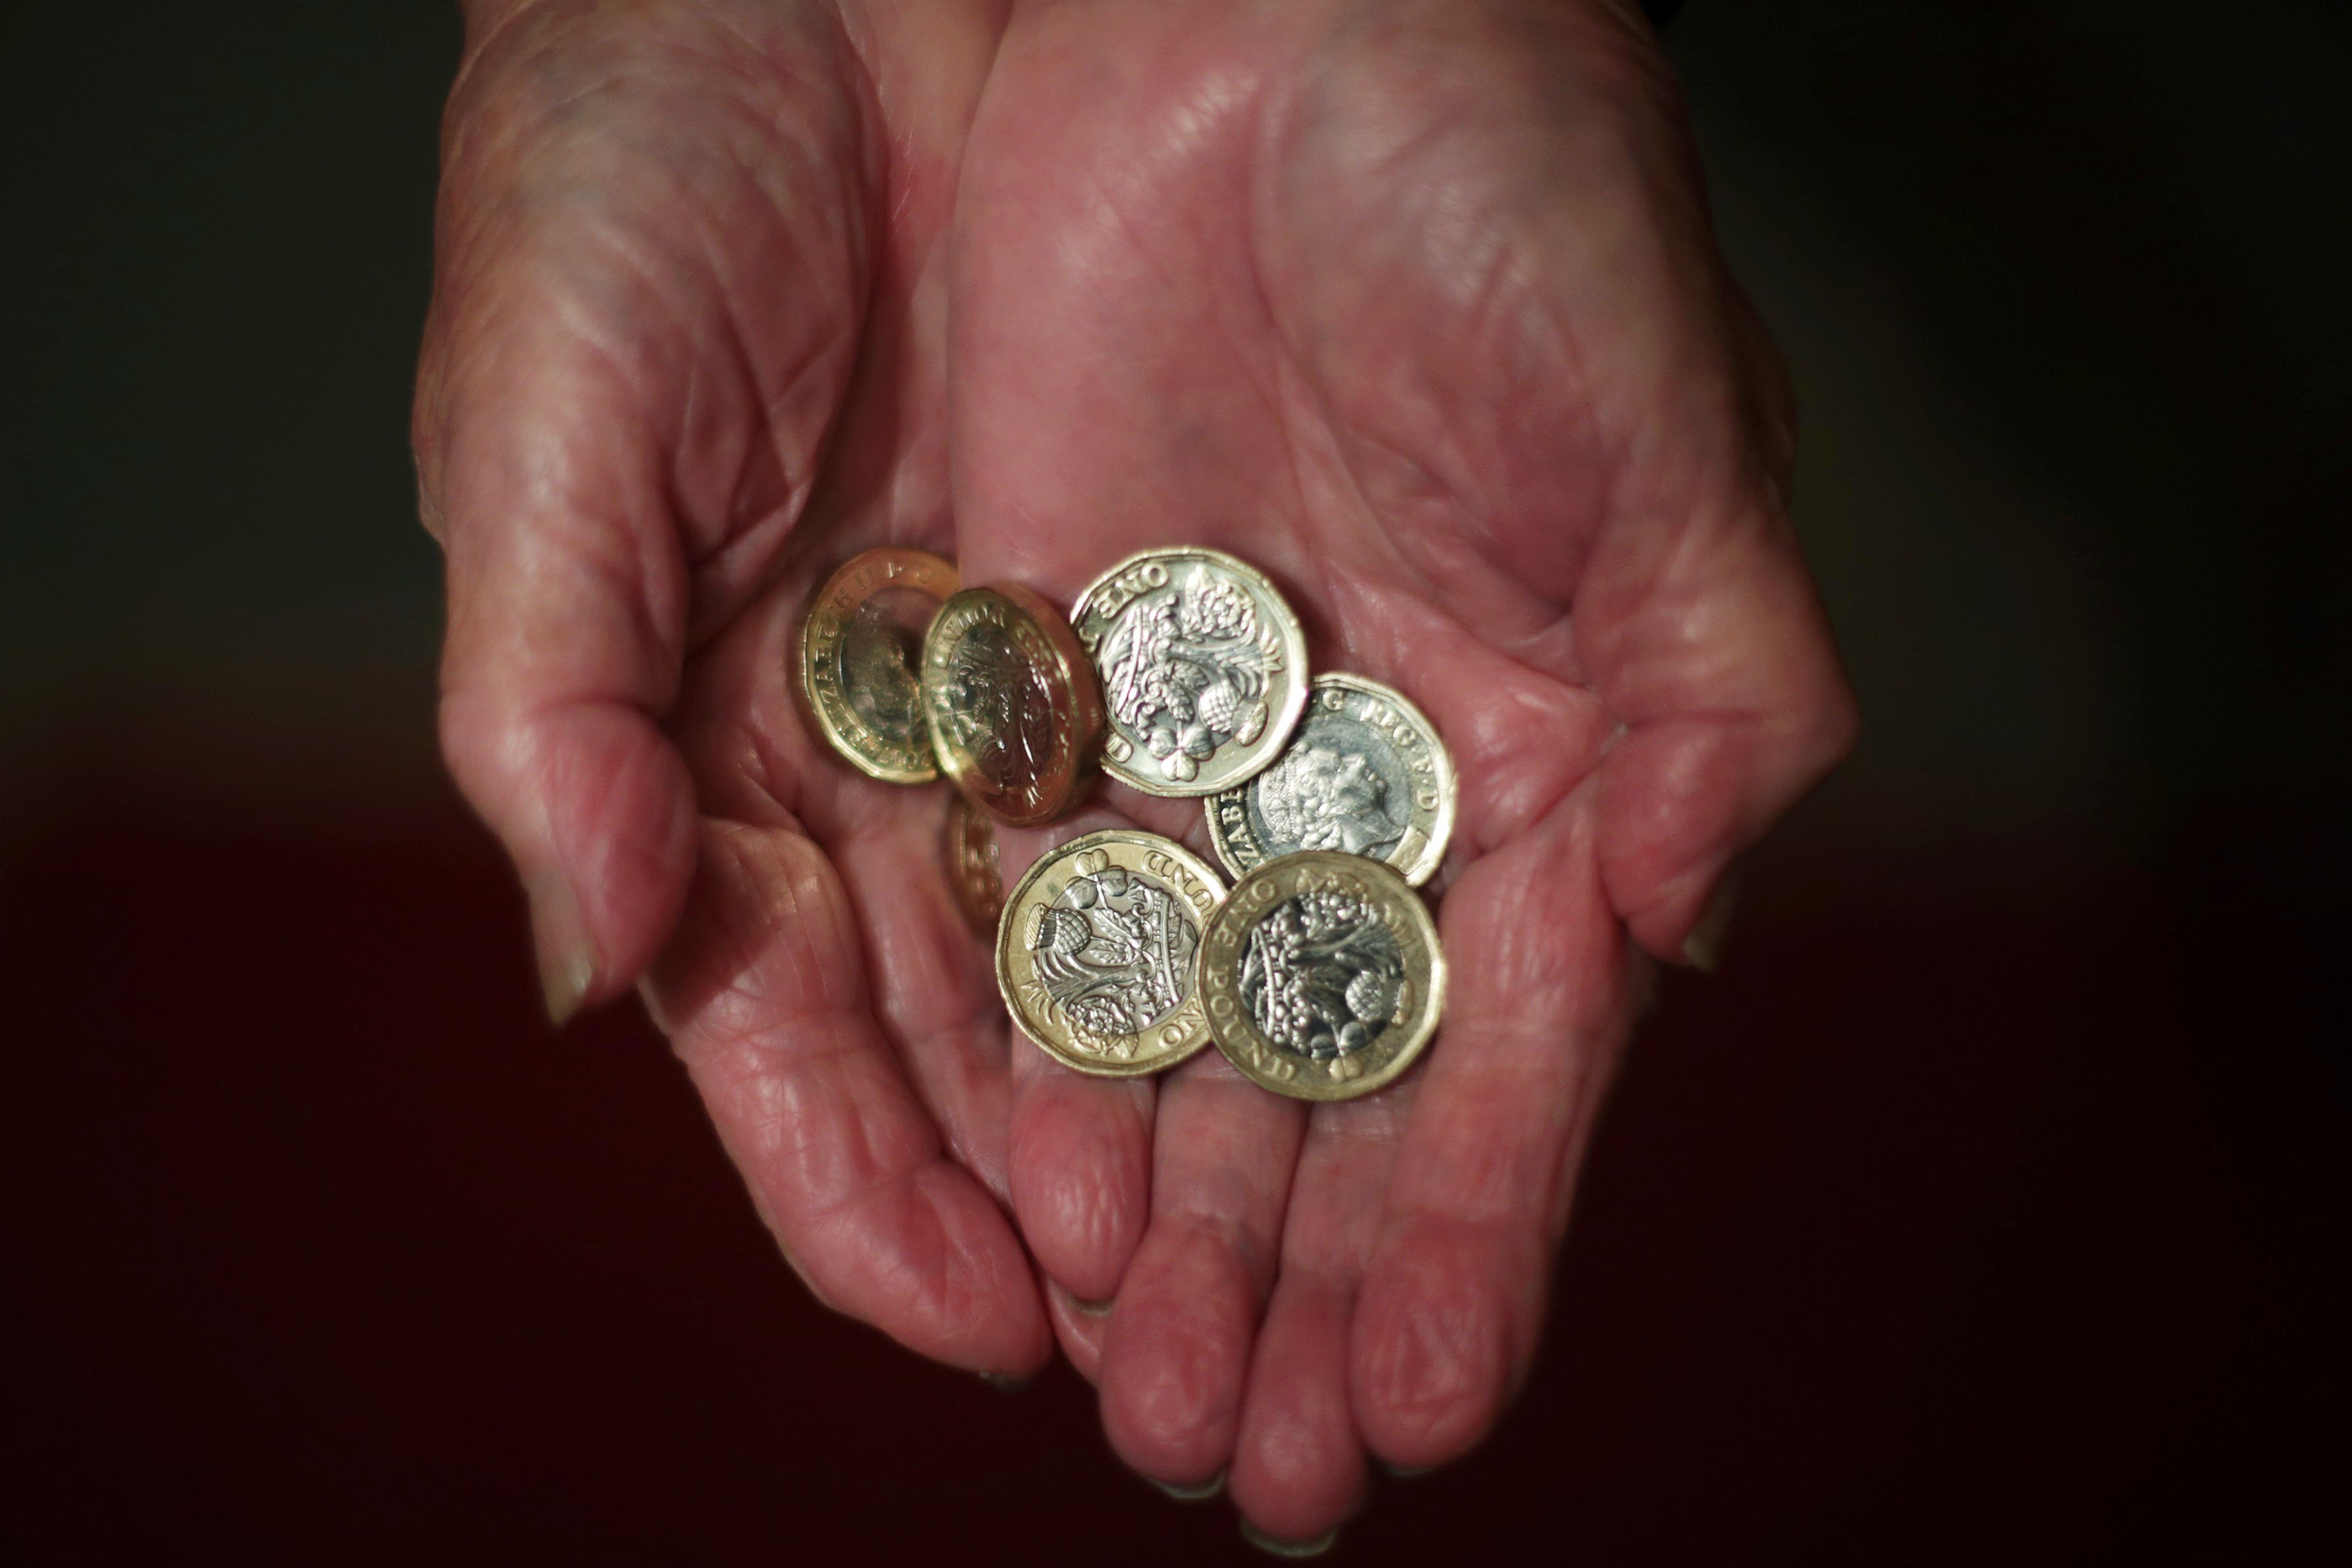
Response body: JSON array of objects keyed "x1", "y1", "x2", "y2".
[
  {"x1": 945, "y1": 2, "x2": 1688, "y2": 1528},
  {"x1": 422, "y1": 0, "x2": 1850, "y2": 1543}
]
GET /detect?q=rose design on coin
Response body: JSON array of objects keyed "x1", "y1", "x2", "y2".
[
  {"x1": 1238, "y1": 887, "x2": 1407, "y2": 1060},
  {"x1": 1098, "y1": 568, "x2": 1273, "y2": 783},
  {"x1": 1073, "y1": 549, "x2": 1308, "y2": 798}
]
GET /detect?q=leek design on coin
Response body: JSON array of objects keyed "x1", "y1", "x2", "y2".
[
  {"x1": 1199, "y1": 853, "x2": 1445, "y2": 1100},
  {"x1": 796, "y1": 547, "x2": 960, "y2": 783},
  {"x1": 996, "y1": 829, "x2": 1227, "y2": 1077},
  {"x1": 942, "y1": 791, "x2": 1004, "y2": 937},
  {"x1": 921, "y1": 584, "x2": 1104, "y2": 827},
  {"x1": 1069, "y1": 547, "x2": 1310, "y2": 798},
  {"x1": 1205, "y1": 673, "x2": 1455, "y2": 887}
]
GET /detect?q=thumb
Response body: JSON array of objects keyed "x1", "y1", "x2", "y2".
[
  {"x1": 1580, "y1": 470, "x2": 1857, "y2": 965},
  {"x1": 419, "y1": 324, "x2": 698, "y2": 1024}
]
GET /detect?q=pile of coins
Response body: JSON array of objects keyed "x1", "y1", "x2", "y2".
[{"x1": 795, "y1": 546, "x2": 1456, "y2": 1102}]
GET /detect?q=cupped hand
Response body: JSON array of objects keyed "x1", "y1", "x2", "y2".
[
  {"x1": 949, "y1": 0, "x2": 1853, "y2": 1540},
  {"x1": 415, "y1": 0, "x2": 1855, "y2": 1542},
  {"x1": 414, "y1": 0, "x2": 1050, "y2": 1377}
]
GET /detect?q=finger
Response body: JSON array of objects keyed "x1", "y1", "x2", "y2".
[
  {"x1": 991, "y1": 775, "x2": 1233, "y2": 1304},
  {"x1": 1098, "y1": 1048, "x2": 1306, "y2": 1488},
  {"x1": 1227, "y1": 1094, "x2": 1401, "y2": 1542},
  {"x1": 996, "y1": 813, "x2": 1160, "y2": 1306},
  {"x1": 1350, "y1": 790, "x2": 1632, "y2": 1468},
  {"x1": 649, "y1": 814, "x2": 1050, "y2": 1375},
  {"x1": 832, "y1": 806, "x2": 1017, "y2": 1200},
  {"x1": 430, "y1": 410, "x2": 700, "y2": 1023}
]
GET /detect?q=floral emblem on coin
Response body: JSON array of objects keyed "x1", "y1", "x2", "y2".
[
  {"x1": 1097, "y1": 568, "x2": 1273, "y2": 783},
  {"x1": 1027, "y1": 850, "x2": 1200, "y2": 1037},
  {"x1": 1238, "y1": 889, "x2": 1406, "y2": 1061}
]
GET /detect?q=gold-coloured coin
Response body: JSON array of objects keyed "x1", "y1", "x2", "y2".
[
  {"x1": 796, "y1": 547, "x2": 960, "y2": 783},
  {"x1": 1068, "y1": 547, "x2": 1311, "y2": 799},
  {"x1": 996, "y1": 829, "x2": 1228, "y2": 1077},
  {"x1": 1204, "y1": 673, "x2": 1456, "y2": 887},
  {"x1": 1199, "y1": 852, "x2": 1446, "y2": 1101},
  {"x1": 942, "y1": 791, "x2": 1004, "y2": 937},
  {"x1": 922, "y1": 584, "x2": 1105, "y2": 827}
]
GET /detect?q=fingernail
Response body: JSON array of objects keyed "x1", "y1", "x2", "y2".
[
  {"x1": 525, "y1": 868, "x2": 597, "y2": 1025},
  {"x1": 1240, "y1": 1521, "x2": 1338, "y2": 1558},
  {"x1": 1067, "y1": 1292, "x2": 1115, "y2": 1318},
  {"x1": 1148, "y1": 1470, "x2": 1223, "y2": 1502},
  {"x1": 1682, "y1": 872, "x2": 1739, "y2": 974},
  {"x1": 979, "y1": 1371, "x2": 1032, "y2": 1393}
]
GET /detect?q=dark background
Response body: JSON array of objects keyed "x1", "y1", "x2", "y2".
[{"x1": 3, "y1": 1, "x2": 2344, "y2": 1561}]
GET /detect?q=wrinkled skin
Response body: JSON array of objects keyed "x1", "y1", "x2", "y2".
[{"x1": 415, "y1": 0, "x2": 1854, "y2": 1544}]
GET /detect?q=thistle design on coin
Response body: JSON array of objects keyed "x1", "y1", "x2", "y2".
[
  {"x1": 922, "y1": 585, "x2": 1104, "y2": 826},
  {"x1": 1030, "y1": 859, "x2": 1198, "y2": 1037},
  {"x1": 1206, "y1": 673, "x2": 1455, "y2": 887},
  {"x1": 996, "y1": 829, "x2": 1227, "y2": 1077},
  {"x1": 1200, "y1": 852, "x2": 1444, "y2": 1100},
  {"x1": 1070, "y1": 548, "x2": 1310, "y2": 797},
  {"x1": 797, "y1": 547, "x2": 959, "y2": 783}
]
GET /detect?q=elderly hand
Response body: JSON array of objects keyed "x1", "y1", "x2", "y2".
[
  {"x1": 415, "y1": 0, "x2": 1853, "y2": 1546},
  {"x1": 951, "y1": 0, "x2": 1851, "y2": 1542}
]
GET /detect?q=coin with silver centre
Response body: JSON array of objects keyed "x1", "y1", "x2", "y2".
[
  {"x1": 796, "y1": 547, "x2": 960, "y2": 783},
  {"x1": 996, "y1": 829, "x2": 1227, "y2": 1077},
  {"x1": 921, "y1": 584, "x2": 1104, "y2": 827},
  {"x1": 1199, "y1": 852, "x2": 1445, "y2": 1101},
  {"x1": 1069, "y1": 547, "x2": 1310, "y2": 798},
  {"x1": 1205, "y1": 672, "x2": 1455, "y2": 887}
]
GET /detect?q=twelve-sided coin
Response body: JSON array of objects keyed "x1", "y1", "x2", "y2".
[
  {"x1": 1198, "y1": 852, "x2": 1445, "y2": 1101},
  {"x1": 921, "y1": 583, "x2": 1105, "y2": 827},
  {"x1": 1204, "y1": 672, "x2": 1455, "y2": 887},
  {"x1": 797, "y1": 547, "x2": 960, "y2": 783},
  {"x1": 996, "y1": 829, "x2": 1227, "y2": 1077},
  {"x1": 1069, "y1": 547, "x2": 1310, "y2": 798}
]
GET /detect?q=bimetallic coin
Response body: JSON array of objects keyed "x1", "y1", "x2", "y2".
[
  {"x1": 1199, "y1": 852, "x2": 1445, "y2": 1101},
  {"x1": 1204, "y1": 673, "x2": 1455, "y2": 887},
  {"x1": 921, "y1": 584, "x2": 1105, "y2": 827},
  {"x1": 943, "y1": 791, "x2": 1004, "y2": 937},
  {"x1": 797, "y1": 547, "x2": 960, "y2": 783},
  {"x1": 996, "y1": 829, "x2": 1227, "y2": 1077},
  {"x1": 1069, "y1": 547, "x2": 1311, "y2": 798}
]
